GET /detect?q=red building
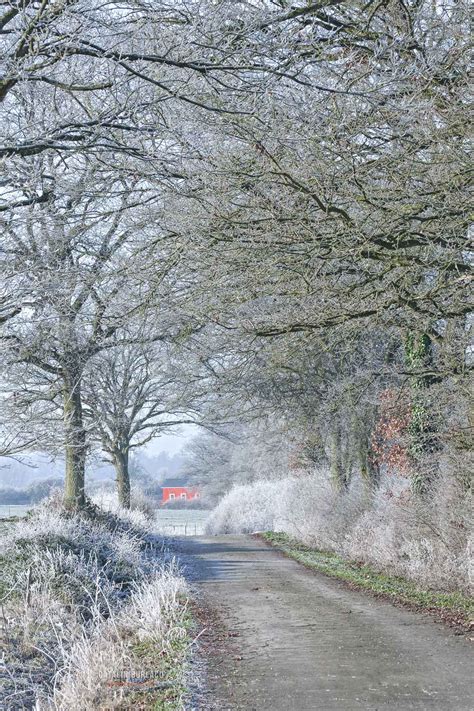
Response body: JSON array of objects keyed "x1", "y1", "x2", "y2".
[{"x1": 161, "y1": 478, "x2": 200, "y2": 505}]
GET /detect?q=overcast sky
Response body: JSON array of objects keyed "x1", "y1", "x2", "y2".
[{"x1": 145, "y1": 424, "x2": 199, "y2": 457}]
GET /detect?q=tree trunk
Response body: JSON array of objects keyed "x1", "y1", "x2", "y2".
[
  {"x1": 330, "y1": 423, "x2": 348, "y2": 492},
  {"x1": 358, "y1": 430, "x2": 380, "y2": 490},
  {"x1": 113, "y1": 450, "x2": 131, "y2": 509},
  {"x1": 405, "y1": 332, "x2": 436, "y2": 494},
  {"x1": 63, "y1": 370, "x2": 86, "y2": 508}
]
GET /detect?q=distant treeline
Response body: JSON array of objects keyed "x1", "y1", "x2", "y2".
[{"x1": 0, "y1": 478, "x2": 63, "y2": 504}]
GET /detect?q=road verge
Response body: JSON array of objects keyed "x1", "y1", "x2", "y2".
[{"x1": 260, "y1": 531, "x2": 473, "y2": 632}]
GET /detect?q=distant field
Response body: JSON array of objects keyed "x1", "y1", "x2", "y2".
[
  {"x1": 0, "y1": 504, "x2": 33, "y2": 519},
  {"x1": 155, "y1": 508, "x2": 209, "y2": 536},
  {"x1": 0, "y1": 503, "x2": 208, "y2": 535}
]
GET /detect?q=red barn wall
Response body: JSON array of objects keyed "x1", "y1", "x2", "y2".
[{"x1": 162, "y1": 487, "x2": 199, "y2": 504}]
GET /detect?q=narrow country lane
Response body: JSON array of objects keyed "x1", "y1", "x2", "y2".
[{"x1": 177, "y1": 535, "x2": 472, "y2": 711}]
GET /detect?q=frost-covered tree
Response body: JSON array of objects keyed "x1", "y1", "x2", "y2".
[
  {"x1": 83, "y1": 341, "x2": 203, "y2": 507},
  {"x1": 1, "y1": 0, "x2": 471, "y2": 504},
  {"x1": 173, "y1": 0, "x2": 472, "y2": 492},
  {"x1": 0, "y1": 155, "x2": 188, "y2": 506},
  {"x1": 182, "y1": 418, "x2": 301, "y2": 504}
]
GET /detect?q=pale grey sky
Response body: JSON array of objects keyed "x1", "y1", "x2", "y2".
[{"x1": 145, "y1": 424, "x2": 199, "y2": 457}]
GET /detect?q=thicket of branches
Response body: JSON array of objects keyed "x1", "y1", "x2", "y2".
[{"x1": 1, "y1": 1, "x2": 471, "y2": 511}]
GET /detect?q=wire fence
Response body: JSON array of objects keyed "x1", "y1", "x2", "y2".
[
  {"x1": 154, "y1": 511, "x2": 209, "y2": 536},
  {"x1": 0, "y1": 505, "x2": 33, "y2": 519},
  {"x1": 155, "y1": 521, "x2": 206, "y2": 537},
  {"x1": 0, "y1": 504, "x2": 208, "y2": 536}
]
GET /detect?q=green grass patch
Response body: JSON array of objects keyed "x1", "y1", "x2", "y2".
[
  {"x1": 118, "y1": 606, "x2": 192, "y2": 710},
  {"x1": 262, "y1": 531, "x2": 473, "y2": 622}
]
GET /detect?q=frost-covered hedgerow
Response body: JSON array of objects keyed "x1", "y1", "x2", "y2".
[
  {"x1": 0, "y1": 495, "x2": 189, "y2": 710},
  {"x1": 204, "y1": 479, "x2": 287, "y2": 534},
  {"x1": 206, "y1": 469, "x2": 471, "y2": 593}
]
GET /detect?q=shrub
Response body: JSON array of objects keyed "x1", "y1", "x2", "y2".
[
  {"x1": 206, "y1": 469, "x2": 471, "y2": 593},
  {"x1": 205, "y1": 479, "x2": 287, "y2": 534},
  {"x1": 90, "y1": 488, "x2": 157, "y2": 522}
]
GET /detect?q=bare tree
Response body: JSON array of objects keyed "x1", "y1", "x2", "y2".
[
  {"x1": 1, "y1": 0, "x2": 327, "y2": 212},
  {"x1": 83, "y1": 341, "x2": 203, "y2": 507},
  {"x1": 170, "y1": 0, "x2": 471, "y2": 493},
  {"x1": 0, "y1": 154, "x2": 190, "y2": 506},
  {"x1": 178, "y1": 1, "x2": 471, "y2": 338},
  {"x1": 1, "y1": 1, "x2": 471, "y2": 506}
]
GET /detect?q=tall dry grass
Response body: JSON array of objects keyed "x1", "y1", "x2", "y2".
[{"x1": 0, "y1": 495, "x2": 189, "y2": 710}]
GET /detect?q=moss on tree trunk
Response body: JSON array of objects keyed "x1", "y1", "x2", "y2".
[{"x1": 330, "y1": 423, "x2": 349, "y2": 491}]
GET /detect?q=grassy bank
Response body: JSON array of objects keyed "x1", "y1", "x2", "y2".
[
  {"x1": 262, "y1": 532, "x2": 473, "y2": 628},
  {"x1": 0, "y1": 496, "x2": 192, "y2": 709}
]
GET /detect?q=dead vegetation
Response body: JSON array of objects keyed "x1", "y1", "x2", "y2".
[{"x1": 0, "y1": 495, "x2": 190, "y2": 710}]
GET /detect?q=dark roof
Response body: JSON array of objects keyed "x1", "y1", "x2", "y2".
[{"x1": 161, "y1": 478, "x2": 188, "y2": 488}]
